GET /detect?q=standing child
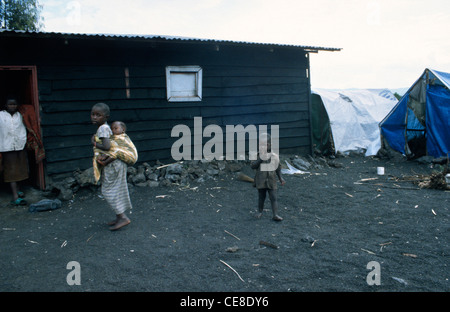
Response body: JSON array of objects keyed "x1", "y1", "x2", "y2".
[
  {"x1": 0, "y1": 96, "x2": 28, "y2": 206},
  {"x1": 91, "y1": 103, "x2": 132, "y2": 231},
  {"x1": 251, "y1": 133, "x2": 285, "y2": 221}
]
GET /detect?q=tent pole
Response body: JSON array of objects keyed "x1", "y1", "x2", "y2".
[
  {"x1": 306, "y1": 52, "x2": 314, "y2": 156},
  {"x1": 425, "y1": 69, "x2": 429, "y2": 156}
]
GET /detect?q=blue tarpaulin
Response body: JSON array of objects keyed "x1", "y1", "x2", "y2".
[
  {"x1": 380, "y1": 69, "x2": 450, "y2": 158},
  {"x1": 426, "y1": 84, "x2": 450, "y2": 157}
]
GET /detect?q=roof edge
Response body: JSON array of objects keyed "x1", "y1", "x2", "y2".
[{"x1": 0, "y1": 29, "x2": 342, "y2": 52}]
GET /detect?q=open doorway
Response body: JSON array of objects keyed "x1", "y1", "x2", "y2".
[{"x1": 0, "y1": 66, "x2": 45, "y2": 191}]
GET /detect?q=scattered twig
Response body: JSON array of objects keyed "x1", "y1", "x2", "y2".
[
  {"x1": 359, "y1": 184, "x2": 421, "y2": 190},
  {"x1": 392, "y1": 276, "x2": 408, "y2": 286},
  {"x1": 402, "y1": 253, "x2": 417, "y2": 258},
  {"x1": 156, "y1": 161, "x2": 183, "y2": 170},
  {"x1": 377, "y1": 185, "x2": 421, "y2": 190},
  {"x1": 379, "y1": 241, "x2": 392, "y2": 251},
  {"x1": 220, "y1": 260, "x2": 245, "y2": 283},
  {"x1": 359, "y1": 178, "x2": 378, "y2": 182},
  {"x1": 224, "y1": 230, "x2": 240, "y2": 241},
  {"x1": 361, "y1": 248, "x2": 375, "y2": 255}
]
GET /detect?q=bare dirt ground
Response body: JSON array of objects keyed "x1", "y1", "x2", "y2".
[{"x1": 0, "y1": 154, "x2": 448, "y2": 295}]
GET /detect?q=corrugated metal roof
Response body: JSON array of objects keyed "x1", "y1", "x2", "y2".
[{"x1": 0, "y1": 29, "x2": 341, "y2": 52}]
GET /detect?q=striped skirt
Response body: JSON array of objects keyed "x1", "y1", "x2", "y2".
[{"x1": 101, "y1": 159, "x2": 132, "y2": 215}]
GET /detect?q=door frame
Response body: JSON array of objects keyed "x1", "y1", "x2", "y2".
[{"x1": 0, "y1": 65, "x2": 45, "y2": 190}]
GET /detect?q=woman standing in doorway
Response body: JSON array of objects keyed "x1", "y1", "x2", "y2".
[{"x1": 0, "y1": 96, "x2": 29, "y2": 206}]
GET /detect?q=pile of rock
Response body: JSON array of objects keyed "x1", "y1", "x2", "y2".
[
  {"x1": 284, "y1": 154, "x2": 343, "y2": 170},
  {"x1": 128, "y1": 159, "x2": 248, "y2": 187},
  {"x1": 45, "y1": 155, "x2": 343, "y2": 201},
  {"x1": 46, "y1": 159, "x2": 250, "y2": 201}
]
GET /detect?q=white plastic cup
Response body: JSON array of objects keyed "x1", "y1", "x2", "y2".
[{"x1": 377, "y1": 167, "x2": 385, "y2": 175}]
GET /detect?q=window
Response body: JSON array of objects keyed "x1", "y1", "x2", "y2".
[{"x1": 166, "y1": 66, "x2": 202, "y2": 102}]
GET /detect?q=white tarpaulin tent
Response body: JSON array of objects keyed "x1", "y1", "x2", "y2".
[{"x1": 311, "y1": 88, "x2": 398, "y2": 156}]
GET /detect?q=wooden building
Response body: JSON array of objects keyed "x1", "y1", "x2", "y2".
[{"x1": 0, "y1": 30, "x2": 340, "y2": 188}]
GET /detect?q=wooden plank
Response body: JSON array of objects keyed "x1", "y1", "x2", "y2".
[
  {"x1": 40, "y1": 101, "x2": 96, "y2": 113},
  {"x1": 40, "y1": 106, "x2": 204, "y2": 125},
  {"x1": 202, "y1": 83, "x2": 305, "y2": 98},
  {"x1": 39, "y1": 87, "x2": 165, "y2": 102},
  {"x1": 41, "y1": 81, "x2": 304, "y2": 102},
  {"x1": 37, "y1": 55, "x2": 305, "y2": 82},
  {"x1": 46, "y1": 158, "x2": 92, "y2": 175},
  {"x1": 122, "y1": 45, "x2": 307, "y2": 68},
  {"x1": 42, "y1": 135, "x2": 89, "y2": 150},
  {"x1": 45, "y1": 146, "x2": 93, "y2": 162},
  {"x1": 37, "y1": 65, "x2": 128, "y2": 80},
  {"x1": 40, "y1": 111, "x2": 93, "y2": 126},
  {"x1": 49, "y1": 75, "x2": 288, "y2": 90},
  {"x1": 203, "y1": 76, "x2": 308, "y2": 88},
  {"x1": 51, "y1": 77, "x2": 129, "y2": 90},
  {"x1": 42, "y1": 124, "x2": 309, "y2": 151},
  {"x1": 199, "y1": 103, "x2": 308, "y2": 118},
  {"x1": 39, "y1": 91, "x2": 309, "y2": 113},
  {"x1": 203, "y1": 65, "x2": 307, "y2": 78},
  {"x1": 48, "y1": 75, "x2": 306, "y2": 91},
  {"x1": 222, "y1": 111, "x2": 309, "y2": 125}
]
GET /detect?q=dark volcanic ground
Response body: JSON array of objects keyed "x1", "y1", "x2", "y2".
[{"x1": 0, "y1": 154, "x2": 448, "y2": 293}]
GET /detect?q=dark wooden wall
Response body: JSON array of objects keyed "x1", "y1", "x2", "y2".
[{"x1": 1, "y1": 35, "x2": 311, "y2": 175}]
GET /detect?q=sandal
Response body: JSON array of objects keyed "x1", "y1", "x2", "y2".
[{"x1": 10, "y1": 198, "x2": 27, "y2": 206}]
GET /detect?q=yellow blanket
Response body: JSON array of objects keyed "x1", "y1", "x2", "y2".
[{"x1": 93, "y1": 134, "x2": 138, "y2": 183}]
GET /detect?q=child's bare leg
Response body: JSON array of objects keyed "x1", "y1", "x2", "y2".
[
  {"x1": 268, "y1": 189, "x2": 283, "y2": 221},
  {"x1": 255, "y1": 189, "x2": 267, "y2": 218}
]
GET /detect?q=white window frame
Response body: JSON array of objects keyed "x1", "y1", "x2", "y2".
[{"x1": 166, "y1": 65, "x2": 203, "y2": 102}]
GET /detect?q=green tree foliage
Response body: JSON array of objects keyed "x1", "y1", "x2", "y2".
[{"x1": 0, "y1": 0, "x2": 43, "y2": 31}]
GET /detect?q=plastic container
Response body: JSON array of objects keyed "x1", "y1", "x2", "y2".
[{"x1": 377, "y1": 167, "x2": 385, "y2": 175}]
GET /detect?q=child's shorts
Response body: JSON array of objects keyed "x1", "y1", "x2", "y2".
[{"x1": 1, "y1": 150, "x2": 29, "y2": 183}]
